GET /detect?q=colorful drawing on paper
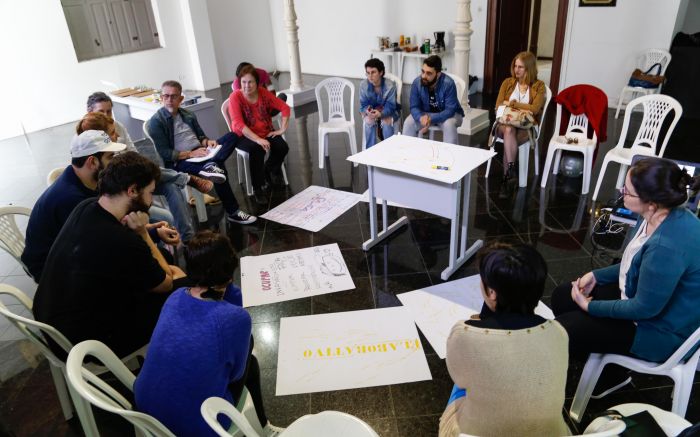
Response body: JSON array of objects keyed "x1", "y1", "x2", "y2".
[
  {"x1": 276, "y1": 307, "x2": 432, "y2": 395},
  {"x1": 397, "y1": 275, "x2": 554, "y2": 359},
  {"x1": 240, "y1": 244, "x2": 355, "y2": 307},
  {"x1": 261, "y1": 185, "x2": 362, "y2": 232}
]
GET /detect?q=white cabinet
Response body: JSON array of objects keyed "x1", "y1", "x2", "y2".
[{"x1": 61, "y1": 0, "x2": 161, "y2": 62}]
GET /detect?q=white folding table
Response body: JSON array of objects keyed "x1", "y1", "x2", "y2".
[{"x1": 347, "y1": 135, "x2": 495, "y2": 280}]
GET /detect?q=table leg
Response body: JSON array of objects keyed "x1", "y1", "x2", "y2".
[
  {"x1": 441, "y1": 175, "x2": 483, "y2": 280},
  {"x1": 362, "y1": 167, "x2": 409, "y2": 251}
]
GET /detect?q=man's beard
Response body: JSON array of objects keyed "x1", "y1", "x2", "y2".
[
  {"x1": 421, "y1": 76, "x2": 437, "y2": 87},
  {"x1": 128, "y1": 193, "x2": 151, "y2": 214}
]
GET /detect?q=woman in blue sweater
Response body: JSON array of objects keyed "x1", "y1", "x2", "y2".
[
  {"x1": 552, "y1": 157, "x2": 700, "y2": 364},
  {"x1": 135, "y1": 231, "x2": 283, "y2": 437}
]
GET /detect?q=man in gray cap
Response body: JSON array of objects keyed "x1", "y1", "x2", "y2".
[{"x1": 22, "y1": 130, "x2": 126, "y2": 280}]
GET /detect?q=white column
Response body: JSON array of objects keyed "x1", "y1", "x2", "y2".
[
  {"x1": 279, "y1": 0, "x2": 315, "y2": 106},
  {"x1": 454, "y1": 0, "x2": 489, "y2": 135}
]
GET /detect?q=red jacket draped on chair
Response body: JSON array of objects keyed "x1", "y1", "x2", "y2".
[{"x1": 555, "y1": 84, "x2": 608, "y2": 162}]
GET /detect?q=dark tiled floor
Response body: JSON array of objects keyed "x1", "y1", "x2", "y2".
[{"x1": 1, "y1": 73, "x2": 698, "y2": 436}]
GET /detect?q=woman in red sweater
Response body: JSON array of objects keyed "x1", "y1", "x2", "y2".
[{"x1": 228, "y1": 64, "x2": 290, "y2": 203}]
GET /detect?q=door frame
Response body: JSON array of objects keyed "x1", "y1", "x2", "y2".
[{"x1": 483, "y1": 0, "x2": 569, "y2": 95}]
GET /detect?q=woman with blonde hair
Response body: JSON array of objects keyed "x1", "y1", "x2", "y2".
[{"x1": 494, "y1": 51, "x2": 546, "y2": 184}]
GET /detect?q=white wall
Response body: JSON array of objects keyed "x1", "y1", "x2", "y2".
[
  {"x1": 0, "y1": 0, "x2": 217, "y2": 140},
  {"x1": 267, "y1": 0, "x2": 488, "y2": 87},
  {"x1": 681, "y1": 0, "x2": 700, "y2": 33},
  {"x1": 206, "y1": 0, "x2": 277, "y2": 83},
  {"x1": 537, "y1": 0, "x2": 558, "y2": 58},
  {"x1": 559, "y1": 0, "x2": 682, "y2": 106}
]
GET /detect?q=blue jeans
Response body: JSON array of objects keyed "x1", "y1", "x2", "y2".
[
  {"x1": 154, "y1": 167, "x2": 194, "y2": 242},
  {"x1": 363, "y1": 115, "x2": 395, "y2": 148},
  {"x1": 174, "y1": 132, "x2": 240, "y2": 215}
]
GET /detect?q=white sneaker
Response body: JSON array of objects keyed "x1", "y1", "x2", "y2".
[{"x1": 263, "y1": 423, "x2": 285, "y2": 437}]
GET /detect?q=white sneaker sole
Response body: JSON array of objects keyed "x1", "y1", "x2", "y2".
[
  {"x1": 227, "y1": 215, "x2": 257, "y2": 225},
  {"x1": 198, "y1": 170, "x2": 226, "y2": 183}
]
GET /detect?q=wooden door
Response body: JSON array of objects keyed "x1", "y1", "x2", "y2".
[{"x1": 484, "y1": 0, "x2": 532, "y2": 94}]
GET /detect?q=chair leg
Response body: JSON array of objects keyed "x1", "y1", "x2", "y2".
[
  {"x1": 318, "y1": 132, "x2": 325, "y2": 169},
  {"x1": 582, "y1": 149, "x2": 593, "y2": 195},
  {"x1": 192, "y1": 190, "x2": 207, "y2": 223},
  {"x1": 518, "y1": 144, "x2": 529, "y2": 188},
  {"x1": 592, "y1": 158, "x2": 612, "y2": 202},
  {"x1": 540, "y1": 145, "x2": 557, "y2": 189},
  {"x1": 534, "y1": 141, "x2": 540, "y2": 176},
  {"x1": 348, "y1": 127, "x2": 358, "y2": 167},
  {"x1": 569, "y1": 354, "x2": 605, "y2": 423},
  {"x1": 236, "y1": 153, "x2": 244, "y2": 184},
  {"x1": 553, "y1": 149, "x2": 563, "y2": 175},
  {"x1": 66, "y1": 376, "x2": 100, "y2": 437},
  {"x1": 281, "y1": 162, "x2": 289, "y2": 186},
  {"x1": 670, "y1": 364, "x2": 696, "y2": 418},
  {"x1": 243, "y1": 154, "x2": 253, "y2": 196},
  {"x1": 485, "y1": 157, "x2": 492, "y2": 179},
  {"x1": 615, "y1": 88, "x2": 627, "y2": 119},
  {"x1": 615, "y1": 164, "x2": 628, "y2": 191},
  {"x1": 49, "y1": 364, "x2": 74, "y2": 420}
]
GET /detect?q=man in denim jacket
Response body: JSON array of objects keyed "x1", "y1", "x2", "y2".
[
  {"x1": 359, "y1": 58, "x2": 400, "y2": 148},
  {"x1": 404, "y1": 55, "x2": 464, "y2": 144},
  {"x1": 147, "y1": 80, "x2": 255, "y2": 225}
]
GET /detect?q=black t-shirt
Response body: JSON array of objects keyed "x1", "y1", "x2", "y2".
[
  {"x1": 428, "y1": 88, "x2": 440, "y2": 113},
  {"x1": 32, "y1": 198, "x2": 166, "y2": 358}
]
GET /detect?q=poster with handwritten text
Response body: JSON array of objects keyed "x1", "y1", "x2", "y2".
[
  {"x1": 240, "y1": 244, "x2": 355, "y2": 307},
  {"x1": 397, "y1": 275, "x2": 554, "y2": 359},
  {"x1": 261, "y1": 185, "x2": 362, "y2": 232},
  {"x1": 276, "y1": 307, "x2": 432, "y2": 395}
]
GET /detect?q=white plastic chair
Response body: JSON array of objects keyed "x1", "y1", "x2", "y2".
[
  {"x1": 541, "y1": 104, "x2": 598, "y2": 194},
  {"x1": 142, "y1": 121, "x2": 208, "y2": 222},
  {"x1": 360, "y1": 73, "x2": 402, "y2": 150},
  {"x1": 220, "y1": 99, "x2": 289, "y2": 196},
  {"x1": 427, "y1": 72, "x2": 466, "y2": 141},
  {"x1": 569, "y1": 324, "x2": 700, "y2": 423},
  {"x1": 0, "y1": 285, "x2": 146, "y2": 436},
  {"x1": 0, "y1": 205, "x2": 31, "y2": 275},
  {"x1": 201, "y1": 397, "x2": 380, "y2": 437},
  {"x1": 591, "y1": 94, "x2": 682, "y2": 201},
  {"x1": 66, "y1": 340, "x2": 172, "y2": 437},
  {"x1": 615, "y1": 49, "x2": 672, "y2": 119},
  {"x1": 315, "y1": 77, "x2": 358, "y2": 169},
  {"x1": 46, "y1": 167, "x2": 65, "y2": 187},
  {"x1": 486, "y1": 85, "x2": 553, "y2": 187}
]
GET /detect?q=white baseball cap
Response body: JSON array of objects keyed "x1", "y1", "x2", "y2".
[{"x1": 70, "y1": 130, "x2": 126, "y2": 158}]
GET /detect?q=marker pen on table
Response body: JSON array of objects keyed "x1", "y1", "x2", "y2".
[{"x1": 431, "y1": 165, "x2": 450, "y2": 170}]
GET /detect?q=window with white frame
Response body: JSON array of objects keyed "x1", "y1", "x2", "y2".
[{"x1": 62, "y1": 0, "x2": 161, "y2": 62}]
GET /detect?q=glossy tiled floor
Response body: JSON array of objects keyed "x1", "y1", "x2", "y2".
[{"x1": 1, "y1": 74, "x2": 699, "y2": 436}]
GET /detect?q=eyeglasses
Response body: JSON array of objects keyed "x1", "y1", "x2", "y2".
[
  {"x1": 620, "y1": 185, "x2": 639, "y2": 198},
  {"x1": 161, "y1": 93, "x2": 181, "y2": 100}
]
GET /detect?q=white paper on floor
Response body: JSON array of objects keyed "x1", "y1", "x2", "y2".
[
  {"x1": 397, "y1": 275, "x2": 555, "y2": 359},
  {"x1": 260, "y1": 185, "x2": 362, "y2": 232},
  {"x1": 276, "y1": 307, "x2": 433, "y2": 395},
  {"x1": 240, "y1": 243, "x2": 355, "y2": 307}
]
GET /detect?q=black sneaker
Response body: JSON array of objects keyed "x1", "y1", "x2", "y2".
[
  {"x1": 227, "y1": 210, "x2": 257, "y2": 224},
  {"x1": 198, "y1": 163, "x2": 226, "y2": 184}
]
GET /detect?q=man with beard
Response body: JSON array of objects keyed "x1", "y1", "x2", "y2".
[
  {"x1": 21, "y1": 130, "x2": 126, "y2": 280},
  {"x1": 33, "y1": 151, "x2": 186, "y2": 359},
  {"x1": 403, "y1": 55, "x2": 464, "y2": 145}
]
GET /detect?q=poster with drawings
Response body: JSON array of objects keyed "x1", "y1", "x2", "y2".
[
  {"x1": 397, "y1": 275, "x2": 554, "y2": 359},
  {"x1": 260, "y1": 185, "x2": 362, "y2": 232},
  {"x1": 240, "y1": 244, "x2": 355, "y2": 307}
]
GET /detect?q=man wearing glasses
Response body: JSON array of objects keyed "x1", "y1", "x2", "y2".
[{"x1": 147, "y1": 80, "x2": 256, "y2": 224}]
